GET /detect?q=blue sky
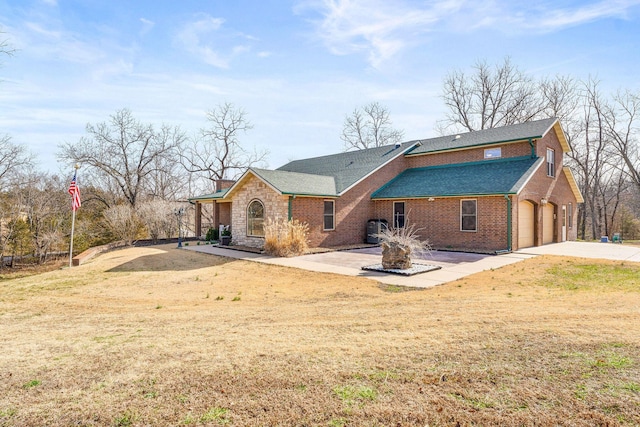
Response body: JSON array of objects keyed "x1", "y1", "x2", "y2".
[{"x1": 1, "y1": 0, "x2": 639, "y2": 176}]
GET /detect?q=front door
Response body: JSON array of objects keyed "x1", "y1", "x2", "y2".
[{"x1": 562, "y1": 205, "x2": 567, "y2": 242}]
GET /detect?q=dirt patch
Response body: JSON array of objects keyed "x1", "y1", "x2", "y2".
[{"x1": 0, "y1": 245, "x2": 638, "y2": 426}]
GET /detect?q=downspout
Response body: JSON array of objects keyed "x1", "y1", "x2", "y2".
[
  {"x1": 504, "y1": 194, "x2": 512, "y2": 252},
  {"x1": 288, "y1": 195, "x2": 294, "y2": 221},
  {"x1": 528, "y1": 138, "x2": 535, "y2": 158}
]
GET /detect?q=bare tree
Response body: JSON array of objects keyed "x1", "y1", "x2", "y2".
[
  {"x1": 181, "y1": 103, "x2": 268, "y2": 192},
  {"x1": 103, "y1": 204, "x2": 140, "y2": 244},
  {"x1": 58, "y1": 109, "x2": 185, "y2": 208},
  {"x1": 603, "y1": 90, "x2": 640, "y2": 193},
  {"x1": 21, "y1": 172, "x2": 68, "y2": 262},
  {"x1": 439, "y1": 57, "x2": 543, "y2": 133},
  {"x1": 342, "y1": 101, "x2": 404, "y2": 150},
  {"x1": 137, "y1": 199, "x2": 179, "y2": 242},
  {"x1": 0, "y1": 136, "x2": 33, "y2": 191}
]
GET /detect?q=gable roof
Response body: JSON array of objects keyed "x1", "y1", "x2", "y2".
[
  {"x1": 277, "y1": 141, "x2": 417, "y2": 194},
  {"x1": 250, "y1": 168, "x2": 338, "y2": 197},
  {"x1": 406, "y1": 118, "x2": 568, "y2": 156},
  {"x1": 371, "y1": 156, "x2": 544, "y2": 199}
]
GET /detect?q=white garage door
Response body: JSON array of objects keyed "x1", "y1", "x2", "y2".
[
  {"x1": 542, "y1": 204, "x2": 555, "y2": 244},
  {"x1": 518, "y1": 201, "x2": 535, "y2": 249}
]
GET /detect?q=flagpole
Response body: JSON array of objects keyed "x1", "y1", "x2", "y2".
[
  {"x1": 69, "y1": 164, "x2": 79, "y2": 268},
  {"x1": 69, "y1": 205, "x2": 76, "y2": 268}
]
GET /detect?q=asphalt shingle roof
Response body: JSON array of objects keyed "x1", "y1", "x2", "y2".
[
  {"x1": 250, "y1": 168, "x2": 338, "y2": 196},
  {"x1": 371, "y1": 156, "x2": 544, "y2": 199},
  {"x1": 277, "y1": 141, "x2": 416, "y2": 194},
  {"x1": 406, "y1": 118, "x2": 557, "y2": 155}
]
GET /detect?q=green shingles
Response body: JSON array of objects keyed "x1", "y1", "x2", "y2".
[
  {"x1": 277, "y1": 142, "x2": 415, "y2": 193},
  {"x1": 371, "y1": 156, "x2": 543, "y2": 199},
  {"x1": 250, "y1": 168, "x2": 338, "y2": 196}
]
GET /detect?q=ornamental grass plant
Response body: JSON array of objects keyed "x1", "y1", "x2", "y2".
[{"x1": 264, "y1": 218, "x2": 309, "y2": 257}]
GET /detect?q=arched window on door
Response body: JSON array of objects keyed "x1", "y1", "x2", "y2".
[{"x1": 247, "y1": 199, "x2": 265, "y2": 237}]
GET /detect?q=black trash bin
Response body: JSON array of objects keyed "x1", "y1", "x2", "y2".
[{"x1": 366, "y1": 219, "x2": 388, "y2": 244}]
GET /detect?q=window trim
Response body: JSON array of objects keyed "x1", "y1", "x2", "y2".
[
  {"x1": 460, "y1": 199, "x2": 477, "y2": 232},
  {"x1": 246, "y1": 199, "x2": 265, "y2": 237},
  {"x1": 546, "y1": 148, "x2": 555, "y2": 177},
  {"x1": 323, "y1": 200, "x2": 335, "y2": 231},
  {"x1": 393, "y1": 201, "x2": 405, "y2": 228}
]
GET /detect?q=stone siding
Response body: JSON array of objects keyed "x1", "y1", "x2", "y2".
[{"x1": 231, "y1": 174, "x2": 288, "y2": 248}]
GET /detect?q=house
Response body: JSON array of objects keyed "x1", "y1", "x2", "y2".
[{"x1": 189, "y1": 117, "x2": 584, "y2": 253}]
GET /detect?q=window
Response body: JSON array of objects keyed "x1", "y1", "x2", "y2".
[
  {"x1": 393, "y1": 201, "x2": 405, "y2": 228},
  {"x1": 323, "y1": 200, "x2": 335, "y2": 231},
  {"x1": 484, "y1": 147, "x2": 502, "y2": 159},
  {"x1": 461, "y1": 199, "x2": 477, "y2": 232},
  {"x1": 247, "y1": 199, "x2": 265, "y2": 237},
  {"x1": 568, "y1": 203, "x2": 573, "y2": 229},
  {"x1": 546, "y1": 148, "x2": 555, "y2": 177}
]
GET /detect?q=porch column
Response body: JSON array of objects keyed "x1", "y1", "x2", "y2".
[
  {"x1": 212, "y1": 201, "x2": 220, "y2": 229},
  {"x1": 195, "y1": 202, "x2": 202, "y2": 237}
]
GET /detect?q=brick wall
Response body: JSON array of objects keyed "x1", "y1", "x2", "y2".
[
  {"x1": 372, "y1": 196, "x2": 510, "y2": 252},
  {"x1": 407, "y1": 141, "x2": 532, "y2": 168},
  {"x1": 230, "y1": 174, "x2": 288, "y2": 248}
]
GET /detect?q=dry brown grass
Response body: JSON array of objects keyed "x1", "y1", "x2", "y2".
[{"x1": 0, "y1": 245, "x2": 639, "y2": 426}]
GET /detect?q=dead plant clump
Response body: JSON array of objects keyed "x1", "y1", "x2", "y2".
[
  {"x1": 263, "y1": 218, "x2": 309, "y2": 257},
  {"x1": 0, "y1": 246, "x2": 639, "y2": 426}
]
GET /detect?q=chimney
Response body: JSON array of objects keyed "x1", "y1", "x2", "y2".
[{"x1": 215, "y1": 179, "x2": 236, "y2": 192}]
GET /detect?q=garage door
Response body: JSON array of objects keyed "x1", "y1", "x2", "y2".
[
  {"x1": 518, "y1": 201, "x2": 535, "y2": 249},
  {"x1": 542, "y1": 204, "x2": 554, "y2": 244}
]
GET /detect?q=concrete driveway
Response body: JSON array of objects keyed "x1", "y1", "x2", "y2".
[
  {"x1": 184, "y1": 241, "x2": 640, "y2": 289},
  {"x1": 515, "y1": 241, "x2": 640, "y2": 262}
]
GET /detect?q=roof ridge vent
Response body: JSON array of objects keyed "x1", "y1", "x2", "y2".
[{"x1": 395, "y1": 142, "x2": 402, "y2": 148}]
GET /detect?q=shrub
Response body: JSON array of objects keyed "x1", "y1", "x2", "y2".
[
  {"x1": 264, "y1": 218, "x2": 309, "y2": 257},
  {"x1": 205, "y1": 228, "x2": 219, "y2": 241}
]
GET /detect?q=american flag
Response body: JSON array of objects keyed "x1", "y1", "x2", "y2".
[{"x1": 68, "y1": 171, "x2": 81, "y2": 212}]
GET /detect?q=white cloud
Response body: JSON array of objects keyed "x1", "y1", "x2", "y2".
[
  {"x1": 176, "y1": 14, "x2": 259, "y2": 69},
  {"x1": 297, "y1": 0, "x2": 463, "y2": 68},
  {"x1": 535, "y1": 0, "x2": 640, "y2": 31},
  {"x1": 140, "y1": 17, "x2": 155, "y2": 35},
  {"x1": 298, "y1": 0, "x2": 640, "y2": 66}
]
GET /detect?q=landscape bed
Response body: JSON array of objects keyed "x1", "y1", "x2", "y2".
[{"x1": 0, "y1": 244, "x2": 638, "y2": 426}]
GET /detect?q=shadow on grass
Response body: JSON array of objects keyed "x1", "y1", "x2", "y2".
[{"x1": 106, "y1": 247, "x2": 234, "y2": 273}]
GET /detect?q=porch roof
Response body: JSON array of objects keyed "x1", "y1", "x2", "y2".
[
  {"x1": 371, "y1": 156, "x2": 543, "y2": 199},
  {"x1": 188, "y1": 188, "x2": 229, "y2": 202}
]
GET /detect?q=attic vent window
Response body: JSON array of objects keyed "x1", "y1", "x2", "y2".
[{"x1": 484, "y1": 147, "x2": 502, "y2": 159}]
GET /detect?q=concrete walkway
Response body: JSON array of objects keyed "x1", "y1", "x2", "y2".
[
  {"x1": 183, "y1": 241, "x2": 639, "y2": 288},
  {"x1": 182, "y1": 244, "x2": 536, "y2": 288}
]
